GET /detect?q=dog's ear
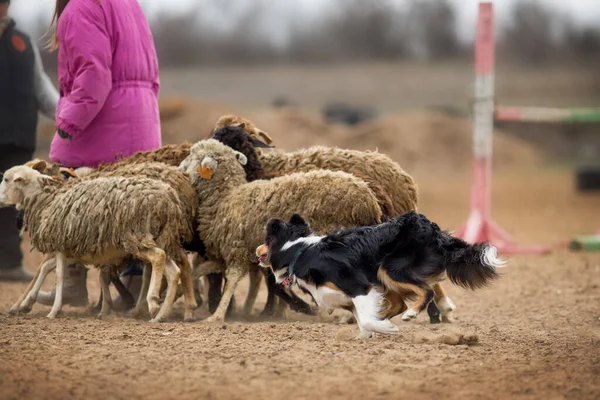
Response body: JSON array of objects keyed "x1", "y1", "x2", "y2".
[
  {"x1": 289, "y1": 213, "x2": 308, "y2": 227},
  {"x1": 266, "y1": 218, "x2": 285, "y2": 237}
]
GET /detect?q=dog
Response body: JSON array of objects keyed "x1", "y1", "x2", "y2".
[{"x1": 256, "y1": 211, "x2": 505, "y2": 338}]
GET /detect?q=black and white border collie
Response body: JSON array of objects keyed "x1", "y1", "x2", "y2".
[{"x1": 257, "y1": 211, "x2": 505, "y2": 338}]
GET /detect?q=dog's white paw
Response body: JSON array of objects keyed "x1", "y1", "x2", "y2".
[
  {"x1": 354, "y1": 331, "x2": 374, "y2": 340},
  {"x1": 401, "y1": 308, "x2": 418, "y2": 321},
  {"x1": 363, "y1": 319, "x2": 399, "y2": 335}
]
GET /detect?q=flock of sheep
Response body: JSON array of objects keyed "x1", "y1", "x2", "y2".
[{"x1": 1, "y1": 115, "x2": 457, "y2": 326}]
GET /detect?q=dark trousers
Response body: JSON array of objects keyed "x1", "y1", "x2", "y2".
[{"x1": 0, "y1": 145, "x2": 33, "y2": 270}]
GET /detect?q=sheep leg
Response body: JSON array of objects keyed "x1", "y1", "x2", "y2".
[
  {"x1": 207, "y1": 273, "x2": 223, "y2": 314},
  {"x1": 141, "y1": 247, "x2": 166, "y2": 318},
  {"x1": 205, "y1": 267, "x2": 244, "y2": 323},
  {"x1": 96, "y1": 268, "x2": 113, "y2": 320},
  {"x1": 127, "y1": 263, "x2": 151, "y2": 319},
  {"x1": 46, "y1": 253, "x2": 67, "y2": 319},
  {"x1": 178, "y1": 251, "x2": 198, "y2": 322},
  {"x1": 150, "y1": 258, "x2": 180, "y2": 323},
  {"x1": 110, "y1": 269, "x2": 135, "y2": 311},
  {"x1": 274, "y1": 296, "x2": 287, "y2": 319},
  {"x1": 243, "y1": 268, "x2": 263, "y2": 317},
  {"x1": 18, "y1": 256, "x2": 57, "y2": 313},
  {"x1": 9, "y1": 254, "x2": 54, "y2": 315}
]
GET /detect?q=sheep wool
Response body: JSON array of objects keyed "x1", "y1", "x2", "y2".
[
  {"x1": 22, "y1": 176, "x2": 189, "y2": 259},
  {"x1": 257, "y1": 146, "x2": 419, "y2": 217}
]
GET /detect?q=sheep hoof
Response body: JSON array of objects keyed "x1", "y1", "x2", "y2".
[
  {"x1": 184, "y1": 316, "x2": 197, "y2": 323},
  {"x1": 46, "y1": 312, "x2": 59, "y2": 319},
  {"x1": 429, "y1": 315, "x2": 441, "y2": 324},
  {"x1": 7, "y1": 308, "x2": 19, "y2": 316},
  {"x1": 149, "y1": 316, "x2": 166, "y2": 323},
  {"x1": 148, "y1": 304, "x2": 160, "y2": 318},
  {"x1": 18, "y1": 305, "x2": 32, "y2": 314},
  {"x1": 204, "y1": 315, "x2": 223, "y2": 324},
  {"x1": 96, "y1": 313, "x2": 107, "y2": 320}
]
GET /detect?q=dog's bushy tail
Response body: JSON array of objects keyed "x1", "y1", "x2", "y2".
[{"x1": 443, "y1": 236, "x2": 505, "y2": 290}]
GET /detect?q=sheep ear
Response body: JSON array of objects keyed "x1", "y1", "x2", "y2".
[
  {"x1": 257, "y1": 130, "x2": 274, "y2": 145},
  {"x1": 289, "y1": 213, "x2": 307, "y2": 227},
  {"x1": 237, "y1": 122, "x2": 247, "y2": 129},
  {"x1": 248, "y1": 136, "x2": 275, "y2": 149},
  {"x1": 30, "y1": 160, "x2": 47, "y2": 173},
  {"x1": 13, "y1": 173, "x2": 26, "y2": 183},
  {"x1": 234, "y1": 151, "x2": 248, "y2": 166}
]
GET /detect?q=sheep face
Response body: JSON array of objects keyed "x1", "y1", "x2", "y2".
[
  {"x1": 0, "y1": 166, "x2": 47, "y2": 207},
  {"x1": 179, "y1": 139, "x2": 248, "y2": 185}
]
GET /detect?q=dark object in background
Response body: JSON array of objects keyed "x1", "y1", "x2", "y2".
[
  {"x1": 575, "y1": 166, "x2": 600, "y2": 191},
  {"x1": 271, "y1": 95, "x2": 295, "y2": 109},
  {"x1": 323, "y1": 103, "x2": 376, "y2": 126}
]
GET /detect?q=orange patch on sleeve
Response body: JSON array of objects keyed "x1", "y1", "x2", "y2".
[{"x1": 11, "y1": 35, "x2": 27, "y2": 53}]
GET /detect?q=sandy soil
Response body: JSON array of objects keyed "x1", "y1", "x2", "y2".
[{"x1": 1, "y1": 168, "x2": 599, "y2": 400}]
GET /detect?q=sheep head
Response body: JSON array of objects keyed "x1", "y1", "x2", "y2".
[
  {"x1": 179, "y1": 139, "x2": 248, "y2": 187},
  {"x1": 24, "y1": 159, "x2": 78, "y2": 182},
  {"x1": 0, "y1": 165, "x2": 54, "y2": 207},
  {"x1": 211, "y1": 114, "x2": 274, "y2": 147}
]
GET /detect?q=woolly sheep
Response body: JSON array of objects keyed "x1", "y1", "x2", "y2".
[
  {"x1": 0, "y1": 166, "x2": 189, "y2": 322},
  {"x1": 179, "y1": 139, "x2": 383, "y2": 322},
  {"x1": 21, "y1": 160, "x2": 200, "y2": 321}
]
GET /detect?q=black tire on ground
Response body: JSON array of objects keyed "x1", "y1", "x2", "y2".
[{"x1": 576, "y1": 167, "x2": 600, "y2": 191}]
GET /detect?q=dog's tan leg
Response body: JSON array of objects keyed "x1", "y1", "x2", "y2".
[
  {"x1": 243, "y1": 268, "x2": 263, "y2": 317},
  {"x1": 96, "y1": 268, "x2": 113, "y2": 320},
  {"x1": 381, "y1": 290, "x2": 408, "y2": 320},
  {"x1": 378, "y1": 268, "x2": 433, "y2": 322},
  {"x1": 9, "y1": 255, "x2": 55, "y2": 315},
  {"x1": 433, "y1": 283, "x2": 456, "y2": 323},
  {"x1": 150, "y1": 258, "x2": 180, "y2": 323}
]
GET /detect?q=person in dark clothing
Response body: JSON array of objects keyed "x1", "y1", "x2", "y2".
[{"x1": 0, "y1": 0, "x2": 58, "y2": 282}]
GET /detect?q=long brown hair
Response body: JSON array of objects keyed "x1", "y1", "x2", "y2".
[{"x1": 43, "y1": 0, "x2": 70, "y2": 51}]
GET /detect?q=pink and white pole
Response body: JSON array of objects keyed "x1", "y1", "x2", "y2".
[{"x1": 455, "y1": 2, "x2": 550, "y2": 255}]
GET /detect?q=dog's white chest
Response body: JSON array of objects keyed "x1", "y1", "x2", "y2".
[{"x1": 296, "y1": 279, "x2": 352, "y2": 309}]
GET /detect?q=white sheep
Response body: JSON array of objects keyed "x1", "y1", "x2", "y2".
[{"x1": 0, "y1": 166, "x2": 189, "y2": 322}]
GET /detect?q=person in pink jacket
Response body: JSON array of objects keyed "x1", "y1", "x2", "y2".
[{"x1": 37, "y1": 0, "x2": 161, "y2": 307}]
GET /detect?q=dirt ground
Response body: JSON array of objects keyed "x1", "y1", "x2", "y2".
[{"x1": 1, "y1": 167, "x2": 599, "y2": 400}]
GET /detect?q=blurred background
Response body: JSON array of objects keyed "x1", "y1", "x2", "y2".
[
  {"x1": 11, "y1": 0, "x2": 600, "y2": 170},
  {"x1": 10, "y1": 0, "x2": 600, "y2": 244}
]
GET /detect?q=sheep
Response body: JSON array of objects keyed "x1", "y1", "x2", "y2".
[
  {"x1": 0, "y1": 166, "x2": 190, "y2": 322},
  {"x1": 211, "y1": 120, "x2": 455, "y2": 323},
  {"x1": 17, "y1": 160, "x2": 199, "y2": 322},
  {"x1": 178, "y1": 139, "x2": 384, "y2": 322}
]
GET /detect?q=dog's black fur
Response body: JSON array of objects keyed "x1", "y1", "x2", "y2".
[{"x1": 262, "y1": 211, "x2": 501, "y2": 317}]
